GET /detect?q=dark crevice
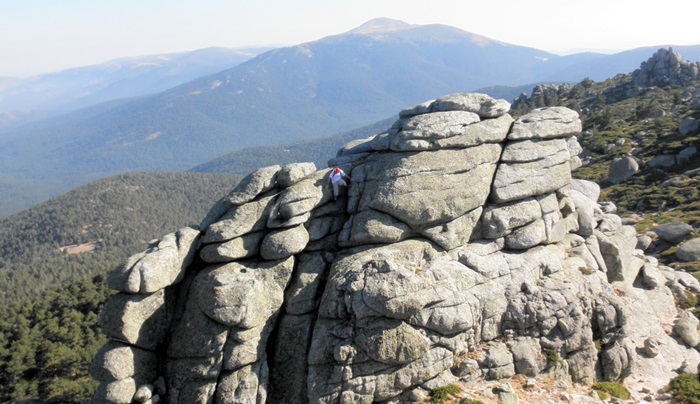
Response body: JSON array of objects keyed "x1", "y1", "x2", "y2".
[
  {"x1": 482, "y1": 137, "x2": 509, "y2": 206},
  {"x1": 156, "y1": 255, "x2": 208, "y2": 403},
  {"x1": 266, "y1": 248, "x2": 335, "y2": 403}
]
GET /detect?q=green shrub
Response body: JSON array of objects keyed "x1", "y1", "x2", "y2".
[
  {"x1": 459, "y1": 399, "x2": 484, "y2": 404},
  {"x1": 594, "y1": 340, "x2": 604, "y2": 353},
  {"x1": 669, "y1": 373, "x2": 700, "y2": 403},
  {"x1": 592, "y1": 381, "x2": 630, "y2": 400},
  {"x1": 545, "y1": 349, "x2": 559, "y2": 366},
  {"x1": 430, "y1": 384, "x2": 462, "y2": 403},
  {"x1": 684, "y1": 261, "x2": 700, "y2": 273},
  {"x1": 661, "y1": 246, "x2": 680, "y2": 257},
  {"x1": 680, "y1": 290, "x2": 699, "y2": 310}
]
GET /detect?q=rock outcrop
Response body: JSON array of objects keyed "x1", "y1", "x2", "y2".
[
  {"x1": 632, "y1": 47, "x2": 700, "y2": 87},
  {"x1": 91, "y1": 93, "x2": 699, "y2": 403}
]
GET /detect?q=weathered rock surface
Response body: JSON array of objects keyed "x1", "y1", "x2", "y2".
[
  {"x1": 277, "y1": 162, "x2": 317, "y2": 188},
  {"x1": 570, "y1": 179, "x2": 600, "y2": 203},
  {"x1": 227, "y1": 165, "x2": 281, "y2": 206},
  {"x1": 108, "y1": 227, "x2": 200, "y2": 294},
  {"x1": 92, "y1": 93, "x2": 694, "y2": 404}
]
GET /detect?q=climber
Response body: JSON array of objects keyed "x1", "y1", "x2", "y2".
[{"x1": 327, "y1": 167, "x2": 351, "y2": 200}]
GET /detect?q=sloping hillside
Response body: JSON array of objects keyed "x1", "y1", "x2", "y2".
[
  {"x1": 0, "y1": 172, "x2": 240, "y2": 304},
  {"x1": 0, "y1": 172, "x2": 238, "y2": 402},
  {"x1": 513, "y1": 48, "x2": 700, "y2": 270}
]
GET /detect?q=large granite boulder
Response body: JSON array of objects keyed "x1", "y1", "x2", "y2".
[
  {"x1": 508, "y1": 107, "x2": 582, "y2": 140},
  {"x1": 99, "y1": 289, "x2": 171, "y2": 351},
  {"x1": 358, "y1": 145, "x2": 501, "y2": 227},
  {"x1": 390, "y1": 111, "x2": 512, "y2": 151},
  {"x1": 228, "y1": 165, "x2": 281, "y2": 206},
  {"x1": 677, "y1": 238, "x2": 700, "y2": 262},
  {"x1": 652, "y1": 221, "x2": 694, "y2": 243},
  {"x1": 608, "y1": 157, "x2": 639, "y2": 184},
  {"x1": 91, "y1": 93, "x2": 688, "y2": 404},
  {"x1": 491, "y1": 138, "x2": 572, "y2": 203},
  {"x1": 680, "y1": 117, "x2": 700, "y2": 136}
]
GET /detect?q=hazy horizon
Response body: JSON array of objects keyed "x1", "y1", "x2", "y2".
[{"x1": 2, "y1": 0, "x2": 700, "y2": 77}]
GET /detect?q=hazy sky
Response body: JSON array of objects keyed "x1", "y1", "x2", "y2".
[{"x1": 2, "y1": 0, "x2": 700, "y2": 77}]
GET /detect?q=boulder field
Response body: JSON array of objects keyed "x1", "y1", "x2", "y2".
[{"x1": 91, "y1": 93, "x2": 700, "y2": 403}]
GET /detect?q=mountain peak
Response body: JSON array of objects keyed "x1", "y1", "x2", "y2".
[{"x1": 347, "y1": 17, "x2": 414, "y2": 34}]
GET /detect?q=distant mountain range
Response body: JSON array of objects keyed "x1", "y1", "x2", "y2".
[
  {"x1": 1, "y1": 17, "x2": 699, "y2": 218},
  {"x1": 0, "y1": 46, "x2": 271, "y2": 125}
]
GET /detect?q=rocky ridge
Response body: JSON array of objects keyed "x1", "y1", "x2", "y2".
[{"x1": 91, "y1": 93, "x2": 700, "y2": 403}]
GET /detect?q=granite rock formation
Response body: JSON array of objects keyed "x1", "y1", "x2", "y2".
[
  {"x1": 632, "y1": 47, "x2": 700, "y2": 87},
  {"x1": 91, "y1": 93, "x2": 699, "y2": 403}
]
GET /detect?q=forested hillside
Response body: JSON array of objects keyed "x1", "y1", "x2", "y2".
[
  {"x1": 0, "y1": 172, "x2": 240, "y2": 402},
  {"x1": 0, "y1": 275, "x2": 110, "y2": 402},
  {"x1": 0, "y1": 172, "x2": 240, "y2": 304}
]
